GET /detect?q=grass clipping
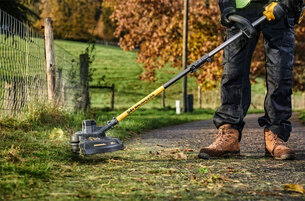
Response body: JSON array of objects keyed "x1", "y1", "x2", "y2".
[{"x1": 1, "y1": 145, "x2": 23, "y2": 162}]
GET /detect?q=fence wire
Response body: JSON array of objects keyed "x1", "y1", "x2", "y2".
[
  {"x1": 0, "y1": 9, "x2": 47, "y2": 115},
  {"x1": 54, "y1": 43, "x2": 81, "y2": 109},
  {"x1": 0, "y1": 9, "x2": 81, "y2": 116}
]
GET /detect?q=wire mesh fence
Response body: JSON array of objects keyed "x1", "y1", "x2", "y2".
[
  {"x1": 54, "y1": 43, "x2": 81, "y2": 109},
  {"x1": 0, "y1": 9, "x2": 81, "y2": 116},
  {"x1": 0, "y1": 9, "x2": 47, "y2": 115}
]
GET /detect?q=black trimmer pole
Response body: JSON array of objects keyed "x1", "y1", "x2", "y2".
[{"x1": 71, "y1": 15, "x2": 267, "y2": 155}]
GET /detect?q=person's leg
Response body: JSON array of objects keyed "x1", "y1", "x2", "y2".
[
  {"x1": 199, "y1": 32, "x2": 259, "y2": 159},
  {"x1": 213, "y1": 26, "x2": 259, "y2": 139},
  {"x1": 199, "y1": 3, "x2": 263, "y2": 159},
  {"x1": 259, "y1": 15, "x2": 295, "y2": 159},
  {"x1": 259, "y1": 16, "x2": 295, "y2": 142}
]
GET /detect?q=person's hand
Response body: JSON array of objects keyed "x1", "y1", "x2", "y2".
[
  {"x1": 263, "y1": 2, "x2": 287, "y2": 21},
  {"x1": 221, "y1": 6, "x2": 236, "y2": 27}
]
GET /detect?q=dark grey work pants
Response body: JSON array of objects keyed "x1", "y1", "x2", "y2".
[{"x1": 213, "y1": 2, "x2": 295, "y2": 142}]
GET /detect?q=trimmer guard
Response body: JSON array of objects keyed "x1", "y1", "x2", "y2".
[{"x1": 70, "y1": 119, "x2": 125, "y2": 155}]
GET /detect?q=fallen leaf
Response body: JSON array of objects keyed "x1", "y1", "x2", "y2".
[
  {"x1": 183, "y1": 148, "x2": 194, "y2": 152},
  {"x1": 189, "y1": 175, "x2": 197, "y2": 181},
  {"x1": 167, "y1": 168, "x2": 177, "y2": 174},
  {"x1": 136, "y1": 178, "x2": 144, "y2": 182},
  {"x1": 2, "y1": 144, "x2": 23, "y2": 162},
  {"x1": 284, "y1": 184, "x2": 305, "y2": 194},
  {"x1": 173, "y1": 152, "x2": 187, "y2": 160},
  {"x1": 156, "y1": 144, "x2": 166, "y2": 147},
  {"x1": 49, "y1": 128, "x2": 64, "y2": 140}
]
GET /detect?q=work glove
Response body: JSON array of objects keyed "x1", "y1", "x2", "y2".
[
  {"x1": 221, "y1": 7, "x2": 236, "y2": 27},
  {"x1": 218, "y1": 0, "x2": 236, "y2": 27},
  {"x1": 263, "y1": 2, "x2": 287, "y2": 21}
]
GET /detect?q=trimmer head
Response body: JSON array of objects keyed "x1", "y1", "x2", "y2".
[{"x1": 70, "y1": 119, "x2": 124, "y2": 155}]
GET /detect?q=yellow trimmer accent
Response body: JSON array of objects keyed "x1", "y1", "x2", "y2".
[
  {"x1": 298, "y1": 6, "x2": 304, "y2": 24},
  {"x1": 116, "y1": 86, "x2": 165, "y2": 122},
  {"x1": 263, "y1": 2, "x2": 277, "y2": 21}
]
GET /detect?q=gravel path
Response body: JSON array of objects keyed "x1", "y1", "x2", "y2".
[
  {"x1": 126, "y1": 113, "x2": 305, "y2": 199},
  {"x1": 128, "y1": 113, "x2": 305, "y2": 159}
]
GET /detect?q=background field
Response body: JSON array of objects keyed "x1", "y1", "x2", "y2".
[
  {"x1": 55, "y1": 40, "x2": 305, "y2": 112},
  {"x1": 55, "y1": 40, "x2": 199, "y2": 110}
]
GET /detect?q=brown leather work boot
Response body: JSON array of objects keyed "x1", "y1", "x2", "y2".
[
  {"x1": 198, "y1": 124, "x2": 240, "y2": 159},
  {"x1": 264, "y1": 128, "x2": 295, "y2": 160}
]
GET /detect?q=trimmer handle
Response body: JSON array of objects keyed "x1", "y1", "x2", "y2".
[{"x1": 228, "y1": 15, "x2": 257, "y2": 39}]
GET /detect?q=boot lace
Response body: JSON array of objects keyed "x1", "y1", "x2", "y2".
[
  {"x1": 213, "y1": 127, "x2": 236, "y2": 146},
  {"x1": 267, "y1": 132, "x2": 285, "y2": 152}
]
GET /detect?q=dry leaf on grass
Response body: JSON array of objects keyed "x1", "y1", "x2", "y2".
[
  {"x1": 183, "y1": 148, "x2": 194, "y2": 152},
  {"x1": 2, "y1": 144, "x2": 23, "y2": 162},
  {"x1": 49, "y1": 128, "x2": 64, "y2": 140},
  {"x1": 284, "y1": 184, "x2": 305, "y2": 194},
  {"x1": 173, "y1": 152, "x2": 187, "y2": 160}
]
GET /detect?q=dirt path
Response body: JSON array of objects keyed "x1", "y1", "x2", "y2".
[
  {"x1": 127, "y1": 113, "x2": 305, "y2": 158},
  {"x1": 126, "y1": 113, "x2": 305, "y2": 199}
]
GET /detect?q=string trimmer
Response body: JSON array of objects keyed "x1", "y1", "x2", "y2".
[{"x1": 71, "y1": 12, "x2": 271, "y2": 155}]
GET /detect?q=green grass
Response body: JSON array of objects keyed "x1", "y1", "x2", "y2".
[
  {"x1": 299, "y1": 111, "x2": 305, "y2": 123},
  {"x1": 1, "y1": 106, "x2": 304, "y2": 200},
  {"x1": 54, "y1": 40, "x2": 200, "y2": 109},
  {"x1": 1, "y1": 39, "x2": 303, "y2": 200},
  {"x1": 54, "y1": 40, "x2": 305, "y2": 111},
  {"x1": 0, "y1": 103, "x2": 216, "y2": 200}
]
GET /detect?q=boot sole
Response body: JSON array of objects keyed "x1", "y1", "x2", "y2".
[
  {"x1": 265, "y1": 149, "x2": 295, "y2": 160},
  {"x1": 198, "y1": 151, "x2": 240, "y2": 159}
]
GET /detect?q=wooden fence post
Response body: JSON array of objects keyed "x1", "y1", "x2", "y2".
[
  {"x1": 44, "y1": 18, "x2": 56, "y2": 103},
  {"x1": 198, "y1": 85, "x2": 201, "y2": 109},
  {"x1": 111, "y1": 84, "x2": 115, "y2": 110},
  {"x1": 182, "y1": 0, "x2": 189, "y2": 113},
  {"x1": 303, "y1": 93, "x2": 305, "y2": 109},
  {"x1": 162, "y1": 90, "x2": 166, "y2": 108},
  {"x1": 80, "y1": 53, "x2": 90, "y2": 112}
]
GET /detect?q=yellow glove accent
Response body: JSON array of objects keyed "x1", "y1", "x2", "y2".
[
  {"x1": 299, "y1": 9, "x2": 304, "y2": 24},
  {"x1": 263, "y1": 2, "x2": 278, "y2": 21}
]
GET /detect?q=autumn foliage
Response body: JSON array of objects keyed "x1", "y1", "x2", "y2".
[
  {"x1": 112, "y1": 0, "x2": 224, "y2": 90},
  {"x1": 292, "y1": 20, "x2": 305, "y2": 91},
  {"x1": 112, "y1": 0, "x2": 305, "y2": 91},
  {"x1": 35, "y1": 0, "x2": 103, "y2": 40}
]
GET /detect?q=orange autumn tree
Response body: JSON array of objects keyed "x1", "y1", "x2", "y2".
[
  {"x1": 112, "y1": 0, "x2": 224, "y2": 90},
  {"x1": 112, "y1": 0, "x2": 305, "y2": 91},
  {"x1": 292, "y1": 20, "x2": 305, "y2": 91},
  {"x1": 36, "y1": 0, "x2": 103, "y2": 40}
]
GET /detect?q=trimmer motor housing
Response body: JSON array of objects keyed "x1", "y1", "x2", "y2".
[{"x1": 70, "y1": 119, "x2": 124, "y2": 155}]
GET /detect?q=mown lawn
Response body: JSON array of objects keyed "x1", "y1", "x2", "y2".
[
  {"x1": 1, "y1": 107, "x2": 304, "y2": 200},
  {"x1": 1, "y1": 40, "x2": 303, "y2": 200},
  {"x1": 0, "y1": 104, "x2": 216, "y2": 200}
]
